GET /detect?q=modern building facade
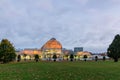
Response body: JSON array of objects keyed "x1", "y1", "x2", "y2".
[{"x1": 74, "y1": 47, "x2": 83, "y2": 53}]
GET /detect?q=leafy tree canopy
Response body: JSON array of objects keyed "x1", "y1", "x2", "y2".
[{"x1": 0, "y1": 39, "x2": 16, "y2": 63}]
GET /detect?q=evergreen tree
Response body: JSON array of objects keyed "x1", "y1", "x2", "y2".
[
  {"x1": 53, "y1": 53, "x2": 57, "y2": 62},
  {"x1": 70, "y1": 54, "x2": 74, "y2": 61},
  {"x1": 17, "y1": 55, "x2": 21, "y2": 62},
  {"x1": 34, "y1": 54, "x2": 39, "y2": 62},
  {"x1": 95, "y1": 56, "x2": 98, "y2": 61},
  {"x1": 0, "y1": 39, "x2": 16, "y2": 63},
  {"x1": 107, "y1": 34, "x2": 120, "y2": 62},
  {"x1": 83, "y1": 55, "x2": 87, "y2": 61}
]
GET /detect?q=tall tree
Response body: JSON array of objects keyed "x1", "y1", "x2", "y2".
[
  {"x1": 107, "y1": 34, "x2": 120, "y2": 62},
  {"x1": 0, "y1": 39, "x2": 16, "y2": 63}
]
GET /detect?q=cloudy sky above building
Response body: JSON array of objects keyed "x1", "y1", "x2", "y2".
[{"x1": 0, "y1": 0, "x2": 120, "y2": 52}]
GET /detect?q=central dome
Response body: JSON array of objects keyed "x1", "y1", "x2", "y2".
[{"x1": 41, "y1": 38, "x2": 62, "y2": 50}]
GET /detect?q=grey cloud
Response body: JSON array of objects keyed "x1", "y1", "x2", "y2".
[{"x1": 0, "y1": 0, "x2": 120, "y2": 53}]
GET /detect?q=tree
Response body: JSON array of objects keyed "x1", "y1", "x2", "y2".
[
  {"x1": 17, "y1": 55, "x2": 21, "y2": 62},
  {"x1": 53, "y1": 53, "x2": 57, "y2": 62},
  {"x1": 95, "y1": 56, "x2": 98, "y2": 61},
  {"x1": 0, "y1": 39, "x2": 16, "y2": 63},
  {"x1": 83, "y1": 55, "x2": 87, "y2": 61},
  {"x1": 70, "y1": 54, "x2": 74, "y2": 61},
  {"x1": 103, "y1": 56, "x2": 106, "y2": 61},
  {"x1": 34, "y1": 54, "x2": 39, "y2": 62},
  {"x1": 23, "y1": 54, "x2": 27, "y2": 61},
  {"x1": 107, "y1": 34, "x2": 120, "y2": 62}
]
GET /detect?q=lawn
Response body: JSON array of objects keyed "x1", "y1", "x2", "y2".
[{"x1": 0, "y1": 61, "x2": 120, "y2": 80}]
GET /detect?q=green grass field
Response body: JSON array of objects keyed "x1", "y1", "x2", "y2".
[{"x1": 0, "y1": 61, "x2": 120, "y2": 80}]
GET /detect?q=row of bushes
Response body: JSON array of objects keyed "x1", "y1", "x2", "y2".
[{"x1": 17, "y1": 54, "x2": 106, "y2": 62}]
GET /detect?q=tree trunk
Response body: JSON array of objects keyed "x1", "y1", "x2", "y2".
[{"x1": 114, "y1": 58, "x2": 118, "y2": 62}]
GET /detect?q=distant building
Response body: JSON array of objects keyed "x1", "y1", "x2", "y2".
[
  {"x1": 41, "y1": 38, "x2": 63, "y2": 60},
  {"x1": 62, "y1": 48, "x2": 74, "y2": 60},
  {"x1": 76, "y1": 51, "x2": 92, "y2": 60},
  {"x1": 16, "y1": 38, "x2": 96, "y2": 61},
  {"x1": 62, "y1": 49, "x2": 74, "y2": 55},
  {"x1": 16, "y1": 38, "x2": 63, "y2": 61},
  {"x1": 92, "y1": 52, "x2": 110, "y2": 60},
  {"x1": 74, "y1": 47, "x2": 83, "y2": 53},
  {"x1": 17, "y1": 48, "x2": 41, "y2": 60}
]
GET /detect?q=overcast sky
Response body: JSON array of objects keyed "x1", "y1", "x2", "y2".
[{"x1": 0, "y1": 0, "x2": 120, "y2": 53}]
